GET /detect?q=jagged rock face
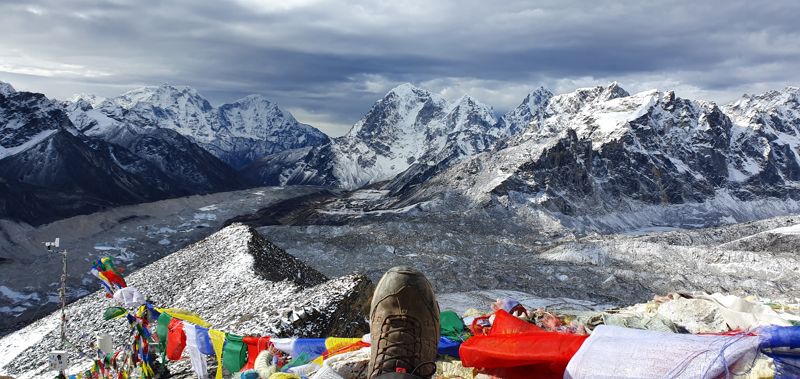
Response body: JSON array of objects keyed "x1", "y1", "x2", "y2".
[
  {"x1": 0, "y1": 91, "x2": 77, "y2": 160},
  {"x1": 68, "y1": 85, "x2": 329, "y2": 168},
  {"x1": 248, "y1": 225, "x2": 328, "y2": 286},
  {"x1": 246, "y1": 83, "x2": 516, "y2": 190},
  {"x1": 724, "y1": 87, "x2": 800, "y2": 198},
  {"x1": 214, "y1": 95, "x2": 329, "y2": 168},
  {"x1": 496, "y1": 87, "x2": 553, "y2": 137},
  {"x1": 393, "y1": 84, "x2": 800, "y2": 226},
  {"x1": 100, "y1": 125, "x2": 248, "y2": 192},
  {"x1": 0, "y1": 224, "x2": 372, "y2": 378}
]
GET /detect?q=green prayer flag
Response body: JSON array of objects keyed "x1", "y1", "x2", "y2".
[
  {"x1": 103, "y1": 307, "x2": 128, "y2": 320},
  {"x1": 222, "y1": 333, "x2": 247, "y2": 373}
]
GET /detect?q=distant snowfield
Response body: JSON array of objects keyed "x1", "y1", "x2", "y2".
[
  {"x1": 438, "y1": 290, "x2": 613, "y2": 314},
  {"x1": 767, "y1": 223, "x2": 800, "y2": 234}
]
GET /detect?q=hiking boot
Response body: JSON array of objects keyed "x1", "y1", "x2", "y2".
[{"x1": 368, "y1": 266, "x2": 440, "y2": 378}]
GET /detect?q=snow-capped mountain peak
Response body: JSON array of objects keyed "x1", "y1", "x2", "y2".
[
  {"x1": 347, "y1": 83, "x2": 446, "y2": 139},
  {"x1": 446, "y1": 95, "x2": 497, "y2": 132},
  {"x1": 0, "y1": 91, "x2": 70, "y2": 160},
  {"x1": 451, "y1": 94, "x2": 485, "y2": 110},
  {"x1": 522, "y1": 86, "x2": 553, "y2": 106},
  {"x1": 546, "y1": 82, "x2": 630, "y2": 116},
  {"x1": 219, "y1": 94, "x2": 300, "y2": 139},
  {"x1": 385, "y1": 82, "x2": 430, "y2": 99},
  {"x1": 500, "y1": 86, "x2": 554, "y2": 134},
  {"x1": 66, "y1": 93, "x2": 106, "y2": 108},
  {"x1": 111, "y1": 84, "x2": 211, "y2": 110},
  {"x1": 0, "y1": 81, "x2": 15, "y2": 97},
  {"x1": 725, "y1": 86, "x2": 800, "y2": 123},
  {"x1": 63, "y1": 84, "x2": 329, "y2": 168},
  {"x1": 91, "y1": 84, "x2": 218, "y2": 143}
]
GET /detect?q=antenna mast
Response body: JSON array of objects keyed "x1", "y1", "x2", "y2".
[{"x1": 44, "y1": 238, "x2": 68, "y2": 378}]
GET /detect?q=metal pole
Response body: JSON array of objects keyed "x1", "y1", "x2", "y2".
[
  {"x1": 43, "y1": 238, "x2": 68, "y2": 378},
  {"x1": 60, "y1": 249, "x2": 67, "y2": 349}
]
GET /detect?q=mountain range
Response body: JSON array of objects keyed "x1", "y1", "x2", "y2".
[
  {"x1": 384, "y1": 84, "x2": 800, "y2": 231},
  {"x1": 2, "y1": 78, "x2": 800, "y2": 230},
  {"x1": 241, "y1": 83, "x2": 552, "y2": 189},
  {"x1": 66, "y1": 85, "x2": 329, "y2": 169},
  {"x1": 0, "y1": 81, "x2": 328, "y2": 224}
]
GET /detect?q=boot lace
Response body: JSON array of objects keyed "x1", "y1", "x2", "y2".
[{"x1": 374, "y1": 315, "x2": 426, "y2": 375}]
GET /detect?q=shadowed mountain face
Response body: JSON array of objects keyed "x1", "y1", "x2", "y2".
[{"x1": 0, "y1": 85, "x2": 247, "y2": 225}]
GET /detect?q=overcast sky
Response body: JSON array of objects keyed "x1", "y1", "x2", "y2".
[{"x1": 1, "y1": 1, "x2": 798, "y2": 136}]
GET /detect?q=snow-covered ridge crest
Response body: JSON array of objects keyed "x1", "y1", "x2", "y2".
[
  {"x1": 0, "y1": 90, "x2": 77, "y2": 160},
  {"x1": 62, "y1": 84, "x2": 329, "y2": 168}
]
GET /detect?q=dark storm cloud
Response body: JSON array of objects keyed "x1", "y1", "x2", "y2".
[{"x1": 1, "y1": 0, "x2": 799, "y2": 135}]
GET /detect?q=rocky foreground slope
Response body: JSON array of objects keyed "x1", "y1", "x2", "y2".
[
  {"x1": 0, "y1": 186, "x2": 325, "y2": 335},
  {"x1": 0, "y1": 224, "x2": 371, "y2": 378}
]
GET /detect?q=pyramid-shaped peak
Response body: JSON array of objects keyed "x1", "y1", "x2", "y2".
[
  {"x1": 211, "y1": 223, "x2": 327, "y2": 287},
  {"x1": 531, "y1": 86, "x2": 553, "y2": 95},
  {"x1": 451, "y1": 94, "x2": 493, "y2": 112},
  {"x1": 455, "y1": 94, "x2": 477, "y2": 105},
  {"x1": 603, "y1": 81, "x2": 630, "y2": 99}
]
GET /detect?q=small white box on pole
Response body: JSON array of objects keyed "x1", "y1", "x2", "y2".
[{"x1": 48, "y1": 350, "x2": 68, "y2": 371}]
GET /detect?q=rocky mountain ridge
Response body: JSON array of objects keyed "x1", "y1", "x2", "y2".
[
  {"x1": 6, "y1": 78, "x2": 800, "y2": 232},
  {"x1": 67, "y1": 85, "x2": 329, "y2": 169},
  {"x1": 361, "y1": 83, "x2": 800, "y2": 232},
  {"x1": 242, "y1": 83, "x2": 545, "y2": 190}
]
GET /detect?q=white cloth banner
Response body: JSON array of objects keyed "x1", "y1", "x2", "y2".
[
  {"x1": 564, "y1": 325, "x2": 760, "y2": 378},
  {"x1": 113, "y1": 286, "x2": 145, "y2": 308},
  {"x1": 183, "y1": 321, "x2": 209, "y2": 379}
]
